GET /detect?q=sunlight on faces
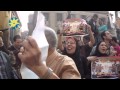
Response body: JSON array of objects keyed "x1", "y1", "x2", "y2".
[
  {"x1": 66, "y1": 37, "x2": 76, "y2": 54},
  {"x1": 98, "y1": 42, "x2": 107, "y2": 54}
]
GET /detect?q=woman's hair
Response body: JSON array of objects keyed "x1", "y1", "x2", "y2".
[
  {"x1": 101, "y1": 31, "x2": 106, "y2": 40},
  {"x1": 62, "y1": 36, "x2": 89, "y2": 78},
  {"x1": 93, "y1": 41, "x2": 108, "y2": 57}
]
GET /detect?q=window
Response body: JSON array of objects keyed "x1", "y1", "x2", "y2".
[
  {"x1": 81, "y1": 15, "x2": 87, "y2": 20},
  {"x1": 43, "y1": 13, "x2": 49, "y2": 21},
  {"x1": 56, "y1": 13, "x2": 63, "y2": 21}
]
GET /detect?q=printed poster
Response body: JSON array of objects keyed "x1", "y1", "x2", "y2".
[
  {"x1": 91, "y1": 57, "x2": 120, "y2": 79},
  {"x1": 62, "y1": 18, "x2": 88, "y2": 36}
]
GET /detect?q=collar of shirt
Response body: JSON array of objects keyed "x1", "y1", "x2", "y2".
[{"x1": 46, "y1": 50, "x2": 59, "y2": 66}]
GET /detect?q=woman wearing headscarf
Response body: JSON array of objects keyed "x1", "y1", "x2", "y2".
[
  {"x1": 62, "y1": 36, "x2": 89, "y2": 79},
  {"x1": 87, "y1": 41, "x2": 109, "y2": 78}
]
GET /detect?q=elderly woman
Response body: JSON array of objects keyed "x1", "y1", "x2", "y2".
[{"x1": 62, "y1": 36, "x2": 89, "y2": 79}]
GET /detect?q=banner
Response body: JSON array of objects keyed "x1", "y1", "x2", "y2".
[
  {"x1": 62, "y1": 18, "x2": 89, "y2": 45},
  {"x1": 91, "y1": 57, "x2": 120, "y2": 79},
  {"x1": 62, "y1": 18, "x2": 88, "y2": 36}
]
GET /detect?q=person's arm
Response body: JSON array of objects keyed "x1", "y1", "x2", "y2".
[
  {"x1": 87, "y1": 24, "x2": 95, "y2": 47},
  {"x1": 87, "y1": 56, "x2": 98, "y2": 61},
  {"x1": 18, "y1": 36, "x2": 61, "y2": 79},
  {"x1": 31, "y1": 65, "x2": 60, "y2": 79},
  {"x1": 59, "y1": 56, "x2": 81, "y2": 79}
]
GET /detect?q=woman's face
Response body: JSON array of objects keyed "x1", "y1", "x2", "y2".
[
  {"x1": 65, "y1": 38, "x2": 76, "y2": 54},
  {"x1": 98, "y1": 42, "x2": 107, "y2": 54}
]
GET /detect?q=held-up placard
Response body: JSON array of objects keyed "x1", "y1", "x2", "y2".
[
  {"x1": 62, "y1": 18, "x2": 87, "y2": 36},
  {"x1": 91, "y1": 57, "x2": 120, "y2": 79}
]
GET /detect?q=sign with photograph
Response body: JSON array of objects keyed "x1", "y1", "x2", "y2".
[
  {"x1": 91, "y1": 57, "x2": 120, "y2": 79},
  {"x1": 62, "y1": 18, "x2": 88, "y2": 36}
]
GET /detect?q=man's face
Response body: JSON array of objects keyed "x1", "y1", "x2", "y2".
[
  {"x1": 94, "y1": 17, "x2": 98, "y2": 22},
  {"x1": 104, "y1": 31, "x2": 112, "y2": 40},
  {"x1": 14, "y1": 39, "x2": 22, "y2": 49}
]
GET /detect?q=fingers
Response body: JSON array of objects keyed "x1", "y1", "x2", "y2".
[
  {"x1": 86, "y1": 24, "x2": 91, "y2": 29},
  {"x1": 18, "y1": 52, "x2": 24, "y2": 62},
  {"x1": 22, "y1": 36, "x2": 38, "y2": 52},
  {"x1": 22, "y1": 40, "x2": 32, "y2": 51},
  {"x1": 27, "y1": 36, "x2": 39, "y2": 48},
  {"x1": 20, "y1": 47, "x2": 24, "y2": 53}
]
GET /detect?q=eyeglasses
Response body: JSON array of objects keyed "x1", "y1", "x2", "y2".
[{"x1": 66, "y1": 42, "x2": 75, "y2": 45}]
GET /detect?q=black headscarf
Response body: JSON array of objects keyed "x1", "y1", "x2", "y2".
[
  {"x1": 63, "y1": 37, "x2": 81, "y2": 61},
  {"x1": 93, "y1": 41, "x2": 108, "y2": 57},
  {"x1": 62, "y1": 37, "x2": 88, "y2": 78}
]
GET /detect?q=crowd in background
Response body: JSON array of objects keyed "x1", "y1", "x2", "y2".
[{"x1": 0, "y1": 13, "x2": 120, "y2": 79}]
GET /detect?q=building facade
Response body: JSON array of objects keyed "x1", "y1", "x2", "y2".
[{"x1": 41, "y1": 11, "x2": 108, "y2": 32}]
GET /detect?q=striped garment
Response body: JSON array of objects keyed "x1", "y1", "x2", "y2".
[{"x1": 0, "y1": 51, "x2": 19, "y2": 79}]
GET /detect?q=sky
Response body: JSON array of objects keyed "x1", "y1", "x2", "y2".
[{"x1": 17, "y1": 11, "x2": 34, "y2": 32}]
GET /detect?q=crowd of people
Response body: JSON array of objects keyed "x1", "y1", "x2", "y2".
[
  {"x1": 0, "y1": 13, "x2": 120, "y2": 79},
  {"x1": 57, "y1": 14, "x2": 120, "y2": 79}
]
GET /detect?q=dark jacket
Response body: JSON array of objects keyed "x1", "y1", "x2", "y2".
[
  {"x1": 0, "y1": 45, "x2": 9, "y2": 55},
  {"x1": 88, "y1": 19, "x2": 99, "y2": 37},
  {"x1": 8, "y1": 45, "x2": 21, "y2": 69},
  {"x1": 0, "y1": 51, "x2": 20, "y2": 79}
]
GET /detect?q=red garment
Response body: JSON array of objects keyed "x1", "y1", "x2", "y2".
[{"x1": 113, "y1": 45, "x2": 120, "y2": 56}]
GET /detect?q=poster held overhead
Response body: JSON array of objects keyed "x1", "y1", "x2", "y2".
[
  {"x1": 62, "y1": 18, "x2": 88, "y2": 45},
  {"x1": 62, "y1": 18, "x2": 88, "y2": 36}
]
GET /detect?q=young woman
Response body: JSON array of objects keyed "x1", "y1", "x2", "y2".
[
  {"x1": 87, "y1": 41, "x2": 108, "y2": 61},
  {"x1": 87, "y1": 41, "x2": 109, "y2": 78}
]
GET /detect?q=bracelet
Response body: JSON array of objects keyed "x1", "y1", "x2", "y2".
[{"x1": 41, "y1": 68, "x2": 53, "y2": 79}]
